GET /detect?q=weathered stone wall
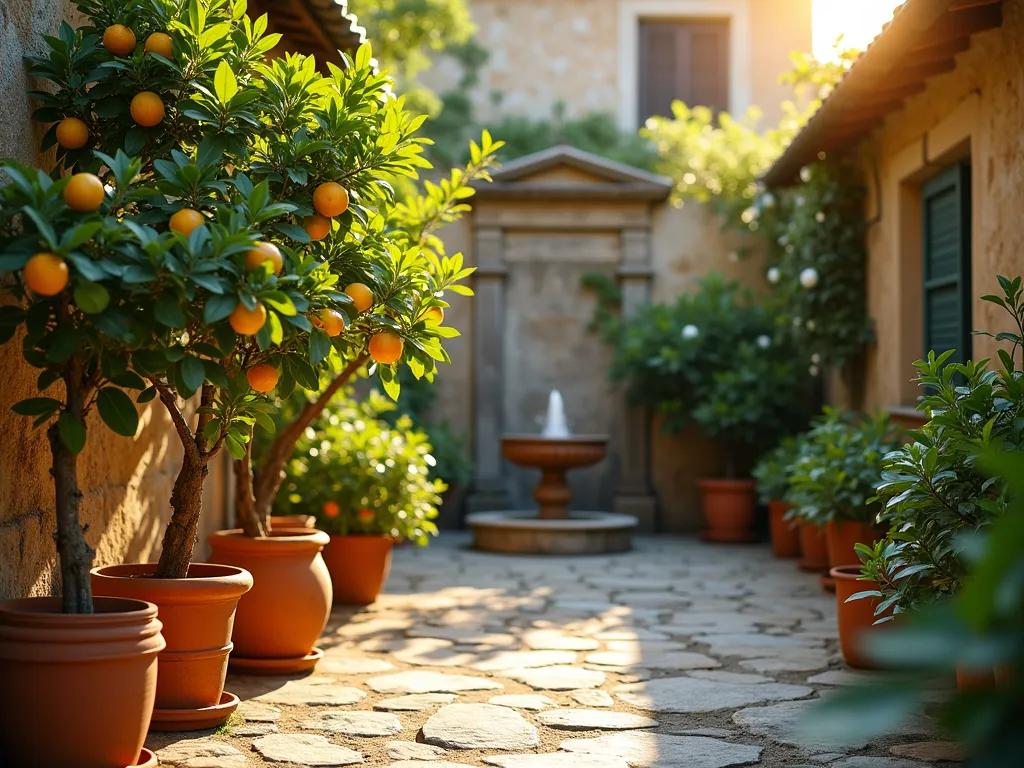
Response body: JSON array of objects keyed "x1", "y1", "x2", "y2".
[
  {"x1": 857, "y1": 0, "x2": 1024, "y2": 413},
  {"x1": 422, "y1": 0, "x2": 812, "y2": 129},
  {"x1": 0, "y1": 0, "x2": 228, "y2": 600}
]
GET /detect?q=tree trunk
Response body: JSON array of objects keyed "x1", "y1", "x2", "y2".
[
  {"x1": 252, "y1": 354, "x2": 367, "y2": 522},
  {"x1": 154, "y1": 451, "x2": 207, "y2": 579},
  {"x1": 234, "y1": 438, "x2": 265, "y2": 538},
  {"x1": 47, "y1": 421, "x2": 95, "y2": 614}
]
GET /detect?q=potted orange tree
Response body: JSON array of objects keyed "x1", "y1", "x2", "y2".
[{"x1": 0, "y1": 159, "x2": 166, "y2": 766}]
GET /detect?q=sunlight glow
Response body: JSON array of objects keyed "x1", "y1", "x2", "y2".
[{"x1": 812, "y1": 0, "x2": 904, "y2": 61}]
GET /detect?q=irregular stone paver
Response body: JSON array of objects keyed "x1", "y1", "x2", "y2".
[
  {"x1": 890, "y1": 742, "x2": 963, "y2": 762},
  {"x1": 301, "y1": 710, "x2": 403, "y2": 736},
  {"x1": 505, "y1": 665, "x2": 606, "y2": 690},
  {"x1": 387, "y1": 741, "x2": 448, "y2": 760},
  {"x1": 409, "y1": 625, "x2": 518, "y2": 646},
  {"x1": 732, "y1": 701, "x2": 869, "y2": 751},
  {"x1": 689, "y1": 670, "x2": 774, "y2": 684},
  {"x1": 830, "y1": 759, "x2": 927, "y2": 768},
  {"x1": 231, "y1": 722, "x2": 279, "y2": 736},
  {"x1": 473, "y1": 649, "x2": 577, "y2": 671},
  {"x1": 252, "y1": 733, "x2": 363, "y2": 766},
  {"x1": 488, "y1": 693, "x2": 558, "y2": 711},
  {"x1": 585, "y1": 650, "x2": 721, "y2": 670},
  {"x1": 559, "y1": 732, "x2": 763, "y2": 768},
  {"x1": 389, "y1": 762, "x2": 478, "y2": 768},
  {"x1": 570, "y1": 689, "x2": 615, "y2": 707},
  {"x1": 154, "y1": 741, "x2": 248, "y2": 768},
  {"x1": 318, "y1": 655, "x2": 395, "y2": 674},
  {"x1": 806, "y1": 669, "x2": 879, "y2": 686},
  {"x1": 422, "y1": 703, "x2": 539, "y2": 750},
  {"x1": 387, "y1": 637, "x2": 481, "y2": 667},
  {"x1": 616, "y1": 677, "x2": 813, "y2": 713},
  {"x1": 523, "y1": 630, "x2": 600, "y2": 651},
  {"x1": 538, "y1": 709, "x2": 659, "y2": 731},
  {"x1": 483, "y1": 754, "x2": 630, "y2": 768},
  {"x1": 375, "y1": 694, "x2": 458, "y2": 711},
  {"x1": 237, "y1": 699, "x2": 282, "y2": 722},
  {"x1": 367, "y1": 671, "x2": 503, "y2": 694},
  {"x1": 258, "y1": 680, "x2": 366, "y2": 706},
  {"x1": 739, "y1": 654, "x2": 834, "y2": 673}
]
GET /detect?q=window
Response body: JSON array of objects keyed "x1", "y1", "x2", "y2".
[
  {"x1": 637, "y1": 19, "x2": 729, "y2": 126},
  {"x1": 922, "y1": 164, "x2": 972, "y2": 363}
]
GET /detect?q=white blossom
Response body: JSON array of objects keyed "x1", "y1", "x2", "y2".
[
  {"x1": 800, "y1": 166, "x2": 812, "y2": 183},
  {"x1": 766, "y1": 267, "x2": 780, "y2": 284},
  {"x1": 800, "y1": 267, "x2": 819, "y2": 289},
  {"x1": 811, "y1": 353, "x2": 821, "y2": 364},
  {"x1": 815, "y1": 211, "x2": 826, "y2": 223},
  {"x1": 809, "y1": 365, "x2": 820, "y2": 377},
  {"x1": 741, "y1": 207, "x2": 759, "y2": 223},
  {"x1": 681, "y1": 324, "x2": 700, "y2": 340},
  {"x1": 806, "y1": 319, "x2": 816, "y2": 331},
  {"x1": 756, "y1": 335, "x2": 772, "y2": 349}
]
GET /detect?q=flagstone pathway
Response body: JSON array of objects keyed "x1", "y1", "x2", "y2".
[{"x1": 146, "y1": 534, "x2": 963, "y2": 767}]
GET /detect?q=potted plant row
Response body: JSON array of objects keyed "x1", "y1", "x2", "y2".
[{"x1": 752, "y1": 436, "x2": 802, "y2": 557}]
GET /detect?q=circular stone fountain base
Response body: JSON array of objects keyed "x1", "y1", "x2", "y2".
[{"x1": 466, "y1": 511, "x2": 638, "y2": 555}]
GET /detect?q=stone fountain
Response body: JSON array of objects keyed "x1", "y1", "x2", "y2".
[{"x1": 466, "y1": 391, "x2": 639, "y2": 554}]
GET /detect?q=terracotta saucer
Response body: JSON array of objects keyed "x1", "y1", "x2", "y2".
[
  {"x1": 149, "y1": 691, "x2": 239, "y2": 732},
  {"x1": 129, "y1": 748, "x2": 158, "y2": 768},
  {"x1": 819, "y1": 573, "x2": 837, "y2": 592},
  {"x1": 229, "y1": 646, "x2": 324, "y2": 675},
  {"x1": 700, "y1": 529, "x2": 758, "y2": 543}
]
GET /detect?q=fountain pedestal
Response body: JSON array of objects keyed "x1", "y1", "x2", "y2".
[{"x1": 466, "y1": 433, "x2": 639, "y2": 555}]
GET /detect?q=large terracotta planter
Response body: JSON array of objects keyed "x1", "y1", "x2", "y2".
[
  {"x1": 323, "y1": 534, "x2": 394, "y2": 605},
  {"x1": 0, "y1": 596, "x2": 164, "y2": 767},
  {"x1": 698, "y1": 479, "x2": 757, "y2": 542},
  {"x1": 768, "y1": 500, "x2": 800, "y2": 558},
  {"x1": 270, "y1": 514, "x2": 316, "y2": 529},
  {"x1": 208, "y1": 528, "x2": 332, "y2": 674},
  {"x1": 826, "y1": 520, "x2": 881, "y2": 568},
  {"x1": 798, "y1": 522, "x2": 829, "y2": 572},
  {"x1": 91, "y1": 563, "x2": 252, "y2": 731},
  {"x1": 832, "y1": 565, "x2": 888, "y2": 669}
]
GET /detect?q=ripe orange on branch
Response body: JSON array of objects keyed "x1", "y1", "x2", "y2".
[
  {"x1": 24, "y1": 253, "x2": 69, "y2": 296},
  {"x1": 423, "y1": 306, "x2": 444, "y2": 325},
  {"x1": 344, "y1": 283, "x2": 373, "y2": 313},
  {"x1": 169, "y1": 208, "x2": 205, "y2": 236},
  {"x1": 55, "y1": 118, "x2": 88, "y2": 149},
  {"x1": 245, "y1": 242, "x2": 283, "y2": 274},
  {"x1": 303, "y1": 215, "x2": 331, "y2": 241},
  {"x1": 246, "y1": 364, "x2": 279, "y2": 393},
  {"x1": 312, "y1": 182, "x2": 349, "y2": 218},
  {"x1": 229, "y1": 303, "x2": 267, "y2": 335},
  {"x1": 130, "y1": 91, "x2": 165, "y2": 127},
  {"x1": 313, "y1": 308, "x2": 345, "y2": 337},
  {"x1": 102, "y1": 25, "x2": 136, "y2": 56},
  {"x1": 144, "y1": 33, "x2": 173, "y2": 59},
  {"x1": 368, "y1": 331, "x2": 403, "y2": 365},
  {"x1": 63, "y1": 173, "x2": 104, "y2": 212}
]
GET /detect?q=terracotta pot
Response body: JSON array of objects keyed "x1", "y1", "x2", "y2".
[
  {"x1": 698, "y1": 479, "x2": 757, "y2": 542},
  {"x1": 956, "y1": 664, "x2": 996, "y2": 691},
  {"x1": 0, "y1": 596, "x2": 164, "y2": 767},
  {"x1": 798, "y1": 522, "x2": 829, "y2": 572},
  {"x1": 208, "y1": 528, "x2": 332, "y2": 673},
  {"x1": 768, "y1": 500, "x2": 800, "y2": 558},
  {"x1": 91, "y1": 563, "x2": 252, "y2": 730},
  {"x1": 826, "y1": 520, "x2": 882, "y2": 568},
  {"x1": 323, "y1": 534, "x2": 394, "y2": 605},
  {"x1": 270, "y1": 514, "x2": 316, "y2": 529},
  {"x1": 832, "y1": 565, "x2": 887, "y2": 669}
]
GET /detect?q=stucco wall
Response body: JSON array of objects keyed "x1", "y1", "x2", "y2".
[
  {"x1": 857, "y1": 0, "x2": 1024, "y2": 413},
  {"x1": 422, "y1": 0, "x2": 812, "y2": 130},
  {"x1": 0, "y1": 0, "x2": 228, "y2": 600}
]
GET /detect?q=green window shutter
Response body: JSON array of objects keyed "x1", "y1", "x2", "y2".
[{"x1": 922, "y1": 164, "x2": 972, "y2": 363}]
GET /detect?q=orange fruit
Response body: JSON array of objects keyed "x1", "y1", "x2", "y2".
[
  {"x1": 315, "y1": 308, "x2": 345, "y2": 337},
  {"x1": 63, "y1": 173, "x2": 104, "y2": 212},
  {"x1": 229, "y1": 302, "x2": 267, "y2": 335},
  {"x1": 368, "y1": 331, "x2": 403, "y2": 365},
  {"x1": 303, "y1": 214, "x2": 331, "y2": 241},
  {"x1": 144, "y1": 32, "x2": 173, "y2": 59},
  {"x1": 358, "y1": 508, "x2": 374, "y2": 522},
  {"x1": 312, "y1": 182, "x2": 349, "y2": 218},
  {"x1": 55, "y1": 117, "x2": 88, "y2": 149},
  {"x1": 423, "y1": 306, "x2": 444, "y2": 325},
  {"x1": 130, "y1": 91, "x2": 165, "y2": 127},
  {"x1": 344, "y1": 282, "x2": 373, "y2": 313},
  {"x1": 102, "y1": 24, "x2": 136, "y2": 56},
  {"x1": 322, "y1": 501, "x2": 340, "y2": 519},
  {"x1": 246, "y1": 363, "x2": 279, "y2": 392},
  {"x1": 245, "y1": 241, "x2": 283, "y2": 274},
  {"x1": 24, "y1": 253, "x2": 69, "y2": 296},
  {"x1": 169, "y1": 208, "x2": 205, "y2": 236}
]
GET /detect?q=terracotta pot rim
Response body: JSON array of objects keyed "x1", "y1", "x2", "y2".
[
  {"x1": 91, "y1": 563, "x2": 253, "y2": 603},
  {"x1": 0, "y1": 596, "x2": 157, "y2": 626},
  {"x1": 698, "y1": 478, "x2": 757, "y2": 490},
  {"x1": 210, "y1": 528, "x2": 330, "y2": 552},
  {"x1": 328, "y1": 533, "x2": 395, "y2": 542},
  {"x1": 829, "y1": 565, "x2": 866, "y2": 580}
]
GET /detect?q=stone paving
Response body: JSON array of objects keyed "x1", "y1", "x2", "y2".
[{"x1": 146, "y1": 534, "x2": 964, "y2": 767}]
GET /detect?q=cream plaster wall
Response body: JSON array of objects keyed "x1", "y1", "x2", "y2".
[
  {"x1": 0, "y1": 0, "x2": 228, "y2": 600},
  {"x1": 856, "y1": 0, "x2": 1024, "y2": 413}
]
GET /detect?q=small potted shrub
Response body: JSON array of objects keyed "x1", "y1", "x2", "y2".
[
  {"x1": 270, "y1": 389, "x2": 443, "y2": 604},
  {"x1": 752, "y1": 436, "x2": 803, "y2": 557}
]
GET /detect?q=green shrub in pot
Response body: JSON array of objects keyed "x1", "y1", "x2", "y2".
[{"x1": 751, "y1": 436, "x2": 803, "y2": 505}]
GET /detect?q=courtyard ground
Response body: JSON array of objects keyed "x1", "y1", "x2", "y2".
[{"x1": 146, "y1": 534, "x2": 963, "y2": 767}]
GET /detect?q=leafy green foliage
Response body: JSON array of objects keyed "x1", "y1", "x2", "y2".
[
  {"x1": 271, "y1": 388, "x2": 443, "y2": 544},
  {"x1": 751, "y1": 435, "x2": 803, "y2": 504},
  {"x1": 787, "y1": 408, "x2": 901, "y2": 526}
]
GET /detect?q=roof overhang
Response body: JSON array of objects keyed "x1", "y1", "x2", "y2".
[
  {"x1": 763, "y1": 0, "x2": 1003, "y2": 187},
  {"x1": 249, "y1": 0, "x2": 365, "y2": 67}
]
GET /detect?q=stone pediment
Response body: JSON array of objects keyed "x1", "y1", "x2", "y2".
[{"x1": 472, "y1": 145, "x2": 673, "y2": 201}]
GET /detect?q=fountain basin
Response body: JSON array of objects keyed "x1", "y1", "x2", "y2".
[
  {"x1": 466, "y1": 511, "x2": 637, "y2": 555},
  {"x1": 502, "y1": 435, "x2": 608, "y2": 470}
]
